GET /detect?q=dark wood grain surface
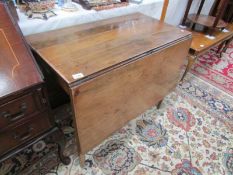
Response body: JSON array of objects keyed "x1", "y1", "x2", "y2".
[
  {"x1": 0, "y1": 3, "x2": 70, "y2": 165},
  {"x1": 27, "y1": 13, "x2": 191, "y2": 85},
  {"x1": 0, "y1": 3, "x2": 42, "y2": 99},
  {"x1": 73, "y1": 39, "x2": 191, "y2": 154},
  {"x1": 27, "y1": 13, "x2": 192, "y2": 166}
]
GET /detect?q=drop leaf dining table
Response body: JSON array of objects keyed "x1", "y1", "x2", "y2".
[{"x1": 26, "y1": 13, "x2": 192, "y2": 166}]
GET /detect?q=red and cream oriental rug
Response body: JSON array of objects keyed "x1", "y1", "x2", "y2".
[
  {"x1": 0, "y1": 44, "x2": 233, "y2": 175},
  {"x1": 191, "y1": 43, "x2": 233, "y2": 95}
]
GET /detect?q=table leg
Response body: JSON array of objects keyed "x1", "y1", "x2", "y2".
[
  {"x1": 217, "y1": 41, "x2": 225, "y2": 53},
  {"x1": 181, "y1": 0, "x2": 193, "y2": 26},
  {"x1": 191, "y1": 0, "x2": 205, "y2": 30},
  {"x1": 157, "y1": 99, "x2": 163, "y2": 109},
  {"x1": 216, "y1": 41, "x2": 226, "y2": 57},
  {"x1": 79, "y1": 153, "x2": 85, "y2": 167},
  {"x1": 209, "y1": 0, "x2": 229, "y2": 36},
  {"x1": 221, "y1": 37, "x2": 233, "y2": 57},
  {"x1": 70, "y1": 91, "x2": 86, "y2": 168},
  {"x1": 181, "y1": 55, "x2": 196, "y2": 81}
]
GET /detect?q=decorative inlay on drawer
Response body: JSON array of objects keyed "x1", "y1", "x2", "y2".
[
  {"x1": 0, "y1": 93, "x2": 38, "y2": 129},
  {"x1": 0, "y1": 112, "x2": 51, "y2": 156}
]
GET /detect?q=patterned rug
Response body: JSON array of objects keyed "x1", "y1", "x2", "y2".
[
  {"x1": 1, "y1": 47, "x2": 233, "y2": 175},
  {"x1": 45, "y1": 73, "x2": 232, "y2": 175},
  {"x1": 191, "y1": 42, "x2": 233, "y2": 95}
]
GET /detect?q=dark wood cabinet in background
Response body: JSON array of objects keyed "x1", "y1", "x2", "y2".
[{"x1": 0, "y1": 2, "x2": 70, "y2": 165}]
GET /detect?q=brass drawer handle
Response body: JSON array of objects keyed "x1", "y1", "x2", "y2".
[
  {"x1": 2, "y1": 103, "x2": 27, "y2": 122},
  {"x1": 13, "y1": 126, "x2": 33, "y2": 141}
]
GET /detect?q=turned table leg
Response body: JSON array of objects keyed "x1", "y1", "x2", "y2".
[{"x1": 181, "y1": 55, "x2": 196, "y2": 81}]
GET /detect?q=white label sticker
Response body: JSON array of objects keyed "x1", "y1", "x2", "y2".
[
  {"x1": 222, "y1": 29, "x2": 229, "y2": 33},
  {"x1": 205, "y1": 35, "x2": 215, "y2": 40},
  {"x1": 72, "y1": 73, "x2": 84, "y2": 80}
]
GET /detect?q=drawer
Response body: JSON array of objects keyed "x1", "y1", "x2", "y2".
[
  {"x1": 0, "y1": 92, "x2": 41, "y2": 129},
  {"x1": 0, "y1": 112, "x2": 51, "y2": 156}
]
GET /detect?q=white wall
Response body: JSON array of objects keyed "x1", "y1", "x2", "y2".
[
  {"x1": 165, "y1": 0, "x2": 214, "y2": 25},
  {"x1": 18, "y1": 0, "x2": 215, "y2": 35}
]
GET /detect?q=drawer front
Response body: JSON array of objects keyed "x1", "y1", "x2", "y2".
[
  {"x1": 0, "y1": 112, "x2": 51, "y2": 156},
  {"x1": 0, "y1": 91, "x2": 42, "y2": 129}
]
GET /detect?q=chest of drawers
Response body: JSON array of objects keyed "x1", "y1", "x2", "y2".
[
  {"x1": 0, "y1": 2, "x2": 52, "y2": 158},
  {"x1": 0, "y1": 87, "x2": 51, "y2": 156},
  {"x1": 0, "y1": 2, "x2": 70, "y2": 166}
]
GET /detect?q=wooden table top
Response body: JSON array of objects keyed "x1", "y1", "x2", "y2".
[
  {"x1": 27, "y1": 13, "x2": 191, "y2": 85},
  {"x1": 189, "y1": 23, "x2": 233, "y2": 54},
  {"x1": 0, "y1": 3, "x2": 42, "y2": 99}
]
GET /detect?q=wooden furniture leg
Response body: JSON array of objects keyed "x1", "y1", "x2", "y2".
[
  {"x1": 216, "y1": 41, "x2": 225, "y2": 57},
  {"x1": 70, "y1": 91, "x2": 86, "y2": 168},
  {"x1": 181, "y1": 0, "x2": 193, "y2": 26},
  {"x1": 157, "y1": 99, "x2": 163, "y2": 109},
  {"x1": 209, "y1": 0, "x2": 229, "y2": 36},
  {"x1": 209, "y1": 0, "x2": 220, "y2": 16},
  {"x1": 197, "y1": 0, "x2": 205, "y2": 15},
  {"x1": 217, "y1": 41, "x2": 225, "y2": 53},
  {"x1": 79, "y1": 154, "x2": 85, "y2": 167},
  {"x1": 181, "y1": 55, "x2": 196, "y2": 81},
  {"x1": 221, "y1": 37, "x2": 233, "y2": 56},
  {"x1": 160, "y1": 0, "x2": 169, "y2": 22},
  {"x1": 191, "y1": 0, "x2": 205, "y2": 30}
]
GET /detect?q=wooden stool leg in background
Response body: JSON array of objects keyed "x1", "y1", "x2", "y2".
[
  {"x1": 216, "y1": 41, "x2": 226, "y2": 57},
  {"x1": 160, "y1": 0, "x2": 169, "y2": 22},
  {"x1": 191, "y1": 0, "x2": 205, "y2": 30},
  {"x1": 181, "y1": 0, "x2": 193, "y2": 26},
  {"x1": 221, "y1": 37, "x2": 233, "y2": 57},
  {"x1": 181, "y1": 55, "x2": 196, "y2": 81},
  {"x1": 209, "y1": 0, "x2": 229, "y2": 36},
  {"x1": 217, "y1": 41, "x2": 225, "y2": 53}
]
